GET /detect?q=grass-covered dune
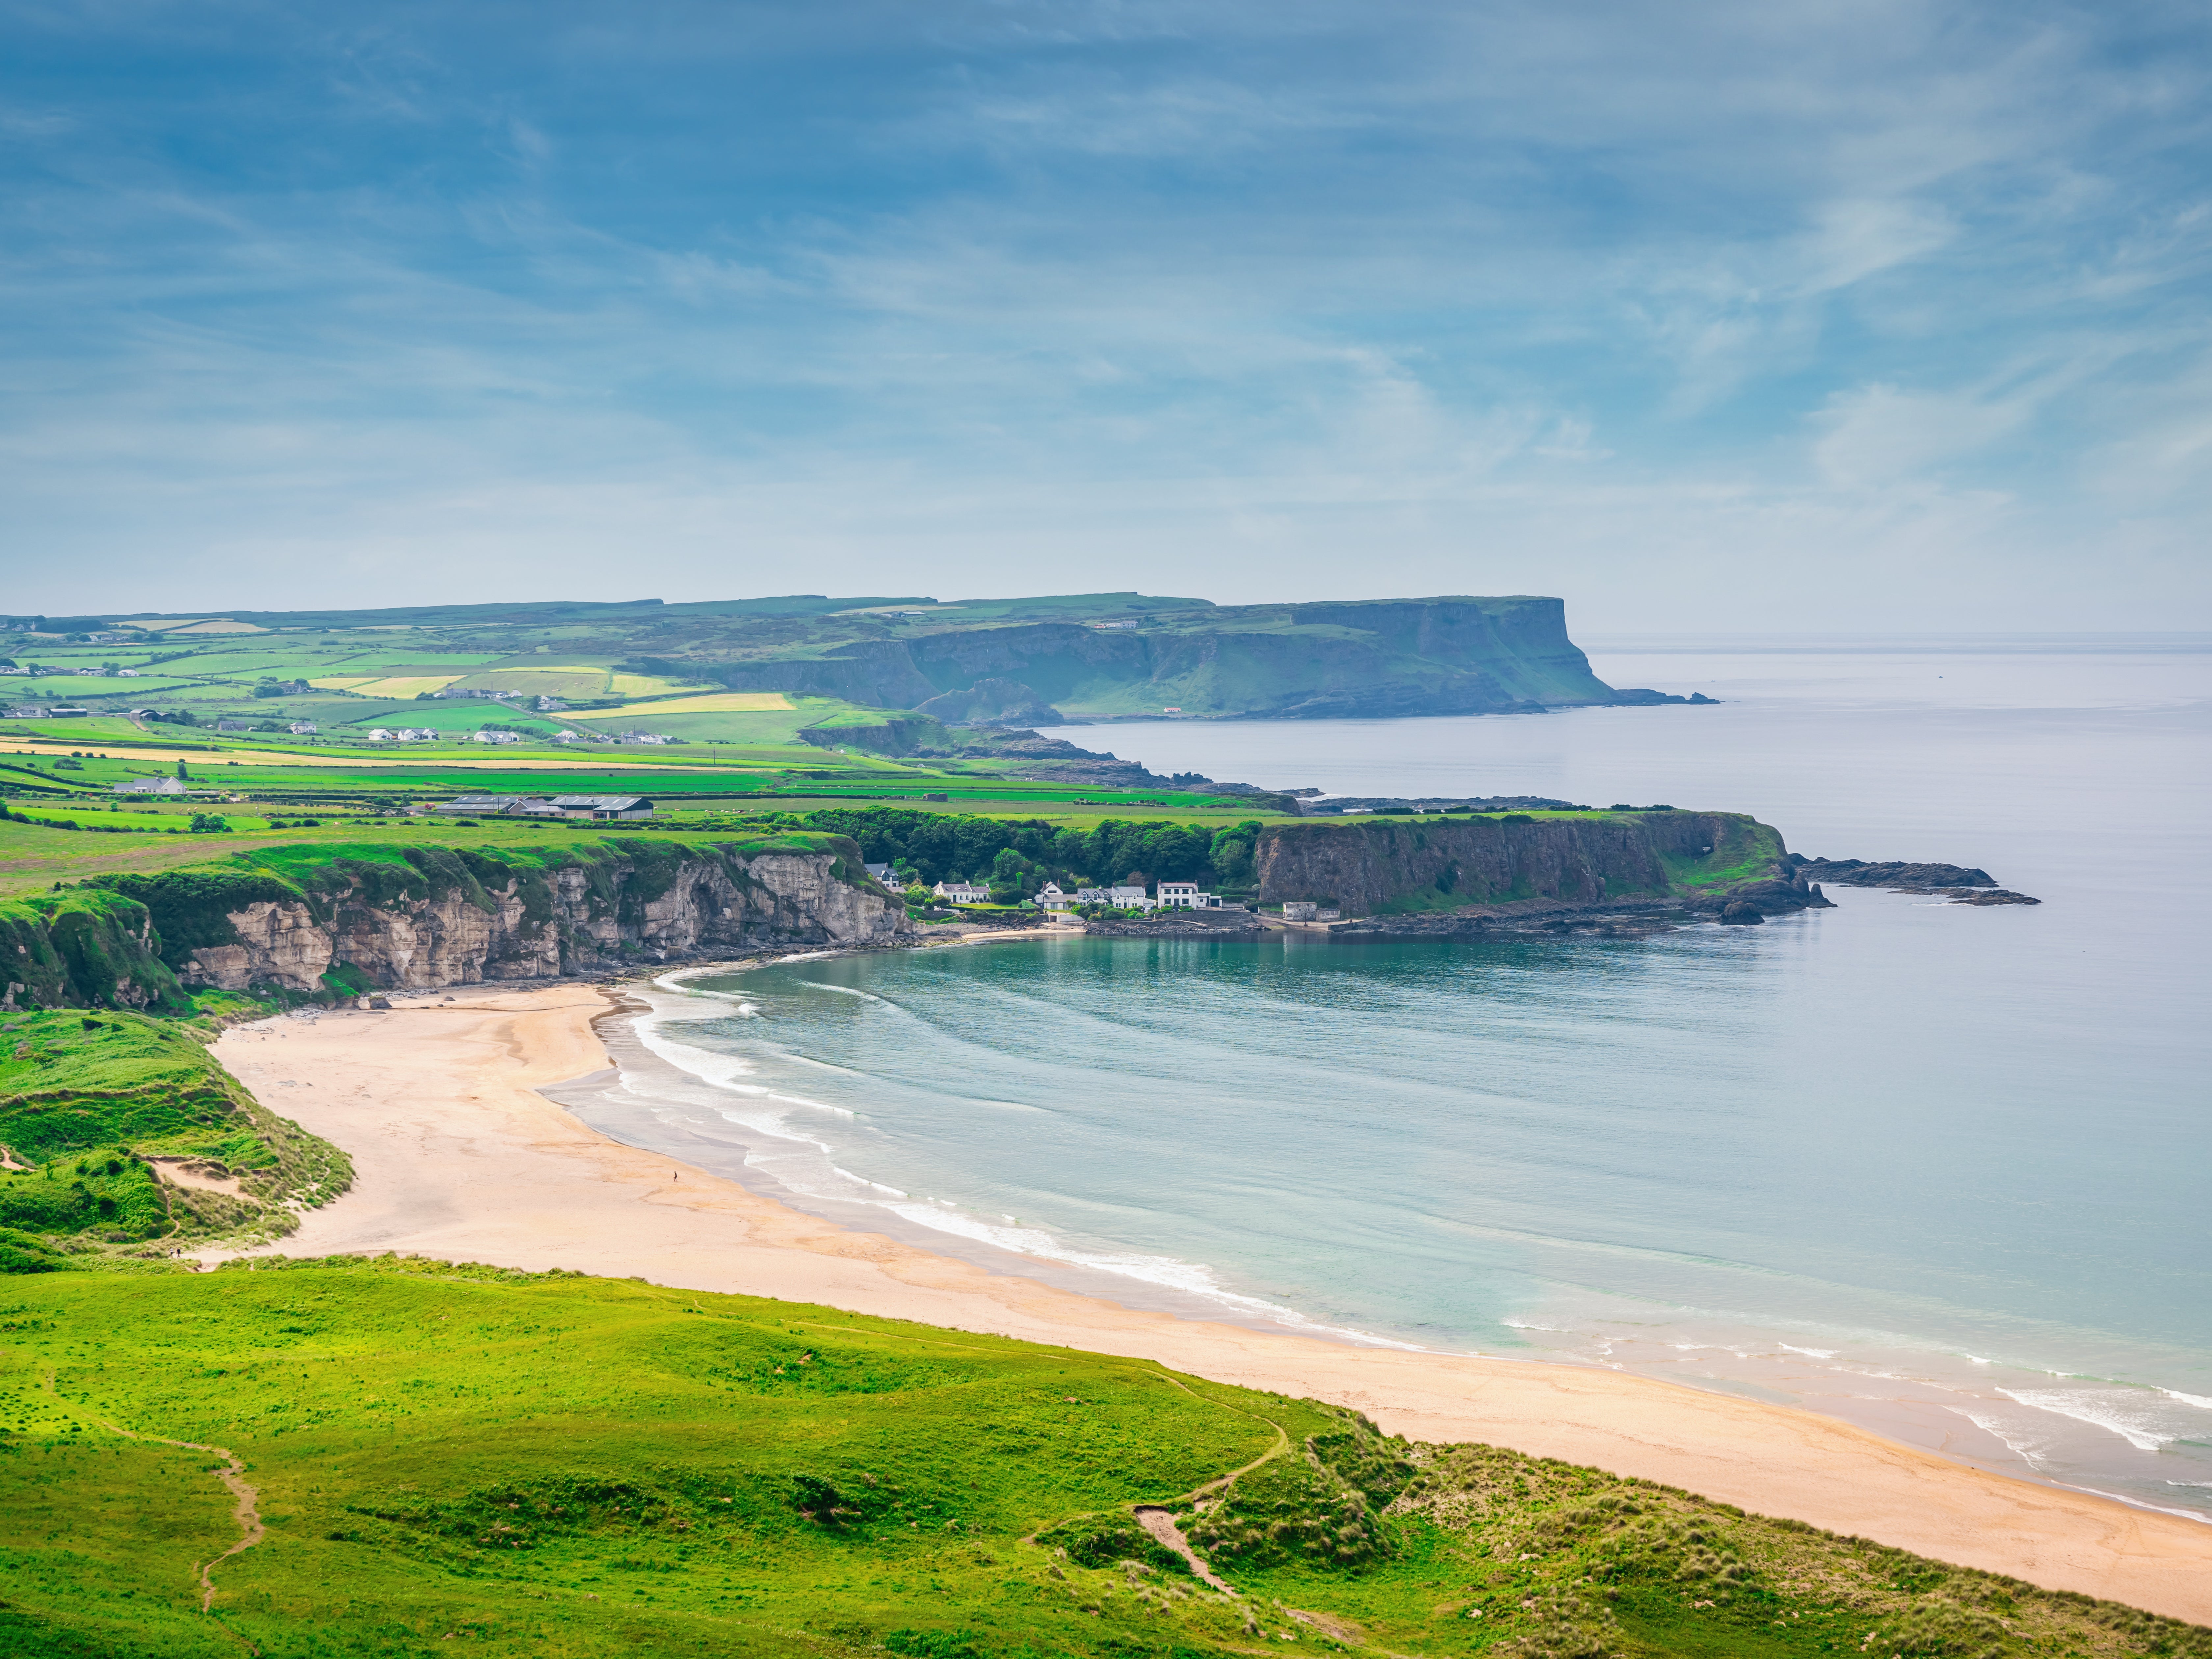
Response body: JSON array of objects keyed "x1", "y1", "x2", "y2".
[
  {"x1": 1, "y1": 1260, "x2": 2202, "y2": 1659},
  {"x1": 0, "y1": 1008, "x2": 350, "y2": 1253}
]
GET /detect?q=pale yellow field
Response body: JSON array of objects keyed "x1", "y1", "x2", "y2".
[
  {"x1": 133, "y1": 618, "x2": 267, "y2": 634},
  {"x1": 8, "y1": 742, "x2": 724, "y2": 771},
  {"x1": 607, "y1": 672, "x2": 706, "y2": 696},
  {"x1": 308, "y1": 673, "x2": 466, "y2": 697},
  {"x1": 567, "y1": 691, "x2": 793, "y2": 719}
]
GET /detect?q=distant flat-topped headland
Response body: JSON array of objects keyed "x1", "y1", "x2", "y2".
[{"x1": 20, "y1": 591, "x2": 1707, "y2": 728}]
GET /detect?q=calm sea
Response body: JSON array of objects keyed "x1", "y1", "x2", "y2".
[{"x1": 561, "y1": 638, "x2": 2212, "y2": 1521}]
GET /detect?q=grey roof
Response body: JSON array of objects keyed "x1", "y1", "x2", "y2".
[{"x1": 547, "y1": 794, "x2": 651, "y2": 809}]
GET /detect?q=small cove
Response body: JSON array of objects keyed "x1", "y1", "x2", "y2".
[{"x1": 564, "y1": 638, "x2": 2212, "y2": 1521}]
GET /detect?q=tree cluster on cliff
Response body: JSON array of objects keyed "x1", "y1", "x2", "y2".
[{"x1": 765, "y1": 806, "x2": 1263, "y2": 897}]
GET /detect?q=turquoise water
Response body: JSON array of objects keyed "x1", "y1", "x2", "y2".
[{"x1": 571, "y1": 640, "x2": 2212, "y2": 1520}]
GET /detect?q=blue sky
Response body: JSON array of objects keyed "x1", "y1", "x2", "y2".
[{"x1": 4, "y1": 0, "x2": 2208, "y2": 627}]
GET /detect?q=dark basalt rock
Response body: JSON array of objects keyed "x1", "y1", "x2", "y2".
[
  {"x1": 1789, "y1": 856, "x2": 2038, "y2": 905},
  {"x1": 1719, "y1": 901, "x2": 1765, "y2": 925},
  {"x1": 1792, "y1": 857, "x2": 1995, "y2": 888},
  {"x1": 1084, "y1": 910, "x2": 1266, "y2": 937}
]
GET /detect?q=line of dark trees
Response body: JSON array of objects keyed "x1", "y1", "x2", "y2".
[{"x1": 773, "y1": 806, "x2": 1266, "y2": 900}]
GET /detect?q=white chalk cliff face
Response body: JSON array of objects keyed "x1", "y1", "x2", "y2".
[{"x1": 181, "y1": 852, "x2": 908, "y2": 992}]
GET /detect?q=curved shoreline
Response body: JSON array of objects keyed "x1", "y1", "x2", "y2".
[{"x1": 209, "y1": 985, "x2": 2212, "y2": 1624}]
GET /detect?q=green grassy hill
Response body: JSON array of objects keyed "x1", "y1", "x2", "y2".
[
  {"x1": 0, "y1": 1007, "x2": 350, "y2": 1253},
  {"x1": 0, "y1": 1260, "x2": 2200, "y2": 1659}
]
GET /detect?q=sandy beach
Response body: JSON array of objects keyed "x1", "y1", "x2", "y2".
[{"x1": 212, "y1": 986, "x2": 2212, "y2": 1625}]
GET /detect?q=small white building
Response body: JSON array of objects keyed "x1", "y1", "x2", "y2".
[
  {"x1": 288, "y1": 721, "x2": 317, "y2": 734},
  {"x1": 1108, "y1": 885, "x2": 1155, "y2": 910},
  {"x1": 1281, "y1": 902, "x2": 1319, "y2": 921},
  {"x1": 117, "y1": 668, "x2": 140, "y2": 677},
  {"x1": 932, "y1": 880, "x2": 990, "y2": 903},
  {"x1": 472, "y1": 729, "x2": 522, "y2": 745},
  {"x1": 1033, "y1": 882, "x2": 1075, "y2": 912},
  {"x1": 113, "y1": 776, "x2": 187, "y2": 795},
  {"x1": 1157, "y1": 882, "x2": 1222, "y2": 909}
]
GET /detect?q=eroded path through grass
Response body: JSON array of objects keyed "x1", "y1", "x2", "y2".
[
  {"x1": 1133, "y1": 1369, "x2": 1294, "y2": 1594},
  {"x1": 40, "y1": 1369, "x2": 264, "y2": 1613}
]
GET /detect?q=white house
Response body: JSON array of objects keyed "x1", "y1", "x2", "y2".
[
  {"x1": 117, "y1": 668, "x2": 140, "y2": 678},
  {"x1": 472, "y1": 729, "x2": 522, "y2": 745},
  {"x1": 1073, "y1": 887, "x2": 1112, "y2": 903},
  {"x1": 113, "y1": 776, "x2": 187, "y2": 796},
  {"x1": 1032, "y1": 882, "x2": 1075, "y2": 912},
  {"x1": 932, "y1": 880, "x2": 990, "y2": 903},
  {"x1": 1157, "y1": 882, "x2": 1222, "y2": 909},
  {"x1": 864, "y1": 862, "x2": 895, "y2": 883},
  {"x1": 1108, "y1": 885, "x2": 1155, "y2": 910},
  {"x1": 288, "y1": 721, "x2": 317, "y2": 734}
]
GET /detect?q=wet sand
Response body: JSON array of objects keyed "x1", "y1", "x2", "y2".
[{"x1": 211, "y1": 986, "x2": 2212, "y2": 1624}]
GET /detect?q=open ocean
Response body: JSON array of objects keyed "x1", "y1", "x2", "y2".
[{"x1": 556, "y1": 637, "x2": 2212, "y2": 1522}]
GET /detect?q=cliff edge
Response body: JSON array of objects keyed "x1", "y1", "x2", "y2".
[
  {"x1": 56, "y1": 835, "x2": 908, "y2": 1002},
  {"x1": 1253, "y1": 810, "x2": 1827, "y2": 930}
]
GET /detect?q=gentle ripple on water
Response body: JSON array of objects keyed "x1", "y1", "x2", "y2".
[{"x1": 556, "y1": 639, "x2": 2212, "y2": 1521}]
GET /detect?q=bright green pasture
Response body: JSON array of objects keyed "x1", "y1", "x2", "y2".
[
  {"x1": 0, "y1": 1265, "x2": 1299, "y2": 1657},
  {"x1": 330, "y1": 700, "x2": 569, "y2": 735},
  {"x1": 0, "y1": 1263, "x2": 2200, "y2": 1659}
]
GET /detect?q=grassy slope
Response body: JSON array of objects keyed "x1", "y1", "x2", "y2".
[
  {"x1": 0, "y1": 1262, "x2": 2200, "y2": 1659},
  {"x1": 0, "y1": 1008, "x2": 350, "y2": 1251}
]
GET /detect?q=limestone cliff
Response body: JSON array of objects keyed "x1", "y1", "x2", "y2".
[
  {"x1": 91, "y1": 836, "x2": 908, "y2": 996},
  {"x1": 1254, "y1": 811, "x2": 1827, "y2": 924}
]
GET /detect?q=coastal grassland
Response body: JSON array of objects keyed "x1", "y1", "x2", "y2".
[
  {"x1": 0, "y1": 791, "x2": 1285, "y2": 903},
  {"x1": 0, "y1": 1007, "x2": 350, "y2": 1251},
  {"x1": 0, "y1": 1262, "x2": 2202, "y2": 1659},
  {"x1": 1652, "y1": 812, "x2": 1785, "y2": 892}
]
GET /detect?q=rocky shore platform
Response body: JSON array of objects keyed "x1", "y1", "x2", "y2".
[{"x1": 1791, "y1": 856, "x2": 2040, "y2": 905}]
